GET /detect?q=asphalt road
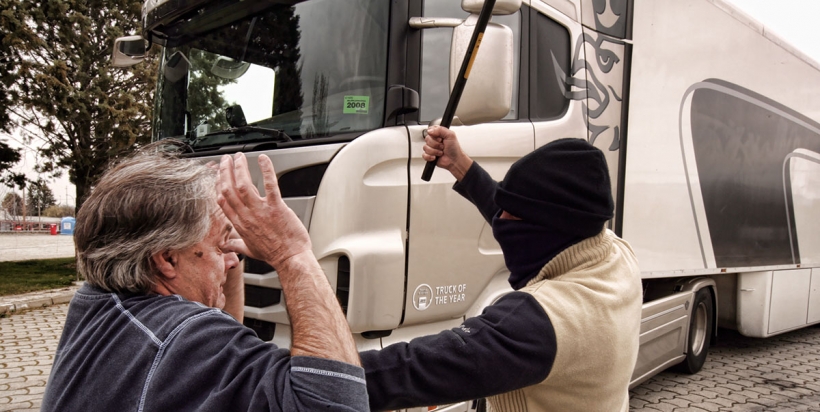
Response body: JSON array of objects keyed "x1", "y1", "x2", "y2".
[
  {"x1": 0, "y1": 234, "x2": 75, "y2": 262},
  {"x1": 3, "y1": 302, "x2": 820, "y2": 411}
]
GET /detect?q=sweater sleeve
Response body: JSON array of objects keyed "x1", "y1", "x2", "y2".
[
  {"x1": 145, "y1": 312, "x2": 368, "y2": 412},
  {"x1": 452, "y1": 161, "x2": 501, "y2": 224},
  {"x1": 361, "y1": 292, "x2": 557, "y2": 411}
]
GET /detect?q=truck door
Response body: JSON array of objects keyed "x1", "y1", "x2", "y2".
[{"x1": 403, "y1": 0, "x2": 531, "y2": 329}]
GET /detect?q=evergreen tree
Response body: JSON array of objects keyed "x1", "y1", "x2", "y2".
[
  {"x1": 2, "y1": 192, "x2": 23, "y2": 215},
  {"x1": 0, "y1": 0, "x2": 16, "y2": 133},
  {"x1": 26, "y1": 177, "x2": 56, "y2": 214},
  {"x1": 186, "y1": 50, "x2": 235, "y2": 131},
  {"x1": 1, "y1": 0, "x2": 157, "y2": 210},
  {"x1": 0, "y1": 140, "x2": 25, "y2": 188}
]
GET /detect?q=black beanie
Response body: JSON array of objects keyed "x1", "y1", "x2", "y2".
[{"x1": 494, "y1": 138, "x2": 614, "y2": 238}]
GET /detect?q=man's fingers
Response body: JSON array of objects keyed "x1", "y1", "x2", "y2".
[
  {"x1": 424, "y1": 132, "x2": 444, "y2": 148},
  {"x1": 258, "y1": 155, "x2": 283, "y2": 204},
  {"x1": 217, "y1": 155, "x2": 257, "y2": 234},
  {"x1": 422, "y1": 144, "x2": 443, "y2": 158},
  {"x1": 218, "y1": 155, "x2": 242, "y2": 212},
  {"x1": 218, "y1": 155, "x2": 236, "y2": 203},
  {"x1": 223, "y1": 238, "x2": 252, "y2": 259},
  {"x1": 217, "y1": 193, "x2": 237, "y2": 223},
  {"x1": 231, "y1": 153, "x2": 261, "y2": 202},
  {"x1": 428, "y1": 125, "x2": 455, "y2": 142}
]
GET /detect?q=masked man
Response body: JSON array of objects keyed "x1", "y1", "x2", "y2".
[{"x1": 361, "y1": 126, "x2": 642, "y2": 412}]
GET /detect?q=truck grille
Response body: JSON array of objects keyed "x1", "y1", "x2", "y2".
[
  {"x1": 243, "y1": 317, "x2": 276, "y2": 341},
  {"x1": 245, "y1": 284, "x2": 281, "y2": 308}
]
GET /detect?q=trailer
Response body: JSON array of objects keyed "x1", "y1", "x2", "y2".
[{"x1": 114, "y1": 0, "x2": 820, "y2": 408}]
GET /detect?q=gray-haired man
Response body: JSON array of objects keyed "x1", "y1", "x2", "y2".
[{"x1": 42, "y1": 144, "x2": 368, "y2": 411}]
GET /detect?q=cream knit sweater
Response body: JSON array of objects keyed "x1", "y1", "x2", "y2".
[{"x1": 487, "y1": 229, "x2": 642, "y2": 412}]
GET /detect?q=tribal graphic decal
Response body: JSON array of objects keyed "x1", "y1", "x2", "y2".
[
  {"x1": 552, "y1": 32, "x2": 626, "y2": 152},
  {"x1": 590, "y1": 0, "x2": 628, "y2": 39}
]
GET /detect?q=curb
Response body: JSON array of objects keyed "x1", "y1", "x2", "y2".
[{"x1": 0, "y1": 282, "x2": 82, "y2": 316}]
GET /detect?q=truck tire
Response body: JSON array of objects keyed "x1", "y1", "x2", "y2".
[{"x1": 674, "y1": 287, "x2": 714, "y2": 374}]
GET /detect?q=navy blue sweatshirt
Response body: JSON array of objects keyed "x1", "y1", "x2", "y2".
[{"x1": 42, "y1": 284, "x2": 369, "y2": 411}]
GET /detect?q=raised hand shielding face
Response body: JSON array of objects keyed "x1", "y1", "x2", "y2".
[{"x1": 216, "y1": 153, "x2": 311, "y2": 268}]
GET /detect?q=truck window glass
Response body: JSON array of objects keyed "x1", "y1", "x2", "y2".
[
  {"x1": 420, "y1": 1, "x2": 521, "y2": 122},
  {"x1": 152, "y1": 0, "x2": 389, "y2": 149},
  {"x1": 531, "y1": 12, "x2": 570, "y2": 120}
]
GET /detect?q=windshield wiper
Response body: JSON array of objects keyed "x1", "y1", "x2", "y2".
[
  {"x1": 226, "y1": 125, "x2": 292, "y2": 142},
  {"x1": 188, "y1": 125, "x2": 292, "y2": 149}
]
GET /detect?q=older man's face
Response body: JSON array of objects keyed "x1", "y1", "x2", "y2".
[{"x1": 173, "y1": 208, "x2": 239, "y2": 309}]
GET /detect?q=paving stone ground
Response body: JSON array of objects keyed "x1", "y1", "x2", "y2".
[
  {"x1": 630, "y1": 326, "x2": 820, "y2": 411},
  {"x1": 0, "y1": 304, "x2": 66, "y2": 412},
  {"x1": 3, "y1": 302, "x2": 820, "y2": 411}
]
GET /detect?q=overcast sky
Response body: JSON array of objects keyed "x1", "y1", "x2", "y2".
[
  {"x1": 4, "y1": 0, "x2": 820, "y2": 207},
  {"x1": 726, "y1": 0, "x2": 820, "y2": 65}
]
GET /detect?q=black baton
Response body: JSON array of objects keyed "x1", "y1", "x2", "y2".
[{"x1": 421, "y1": 0, "x2": 497, "y2": 182}]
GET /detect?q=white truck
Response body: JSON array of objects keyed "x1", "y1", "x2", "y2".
[{"x1": 114, "y1": 0, "x2": 820, "y2": 408}]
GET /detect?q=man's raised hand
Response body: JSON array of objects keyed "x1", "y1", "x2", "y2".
[{"x1": 217, "y1": 153, "x2": 311, "y2": 269}]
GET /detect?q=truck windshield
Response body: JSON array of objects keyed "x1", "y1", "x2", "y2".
[{"x1": 152, "y1": 0, "x2": 389, "y2": 149}]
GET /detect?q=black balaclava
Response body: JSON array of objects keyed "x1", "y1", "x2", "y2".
[{"x1": 491, "y1": 138, "x2": 614, "y2": 289}]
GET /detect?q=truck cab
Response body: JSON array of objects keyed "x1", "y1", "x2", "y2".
[{"x1": 124, "y1": 0, "x2": 602, "y2": 354}]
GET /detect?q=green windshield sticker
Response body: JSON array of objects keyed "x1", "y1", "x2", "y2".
[{"x1": 343, "y1": 95, "x2": 370, "y2": 114}]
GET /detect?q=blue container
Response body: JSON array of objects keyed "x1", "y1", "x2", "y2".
[{"x1": 60, "y1": 217, "x2": 76, "y2": 235}]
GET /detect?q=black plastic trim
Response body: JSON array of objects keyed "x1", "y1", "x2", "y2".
[
  {"x1": 383, "y1": 0, "x2": 405, "y2": 127},
  {"x1": 145, "y1": 0, "x2": 289, "y2": 46},
  {"x1": 517, "y1": 5, "x2": 531, "y2": 120},
  {"x1": 362, "y1": 330, "x2": 393, "y2": 339},
  {"x1": 245, "y1": 284, "x2": 282, "y2": 308},
  {"x1": 385, "y1": 85, "x2": 420, "y2": 122},
  {"x1": 405, "y1": 0, "x2": 422, "y2": 124},
  {"x1": 383, "y1": 0, "x2": 422, "y2": 126},
  {"x1": 144, "y1": 0, "x2": 206, "y2": 37},
  {"x1": 626, "y1": 0, "x2": 635, "y2": 41},
  {"x1": 613, "y1": 42, "x2": 633, "y2": 237},
  {"x1": 528, "y1": 9, "x2": 572, "y2": 121},
  {"x1": 278, "y1": 163, "x2": 329, "y2": 197},
  {"x1": 244, "y1": 257, "x2": 274, "y2": 275},
  {"x1": 336, "y1": 256, "x2": 351, "y2": 315}
]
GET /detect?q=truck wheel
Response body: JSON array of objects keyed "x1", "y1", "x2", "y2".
[{"x1": 674, "y1": 287, "x2": 713, "y2": 374}]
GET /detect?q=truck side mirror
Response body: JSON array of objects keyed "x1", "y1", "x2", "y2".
[
  {"x1": 449, "y1": 15, "x2": 515, "y2": 125},
  {"x1": 111, "y1": 35, "x2": 147, "y2": 67},
  {"x1": 408, "y1": 0, "x2": 519, "y2": 126},
  {"x1": 211, "y1": 56, "x2": 251, "y2": 80},
  {"x1": 461, "y1": 0, "x2": 522, "y2": 15},
  {"x1": 163, "y1": 51, "x2": 191, "y2": 83}
]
